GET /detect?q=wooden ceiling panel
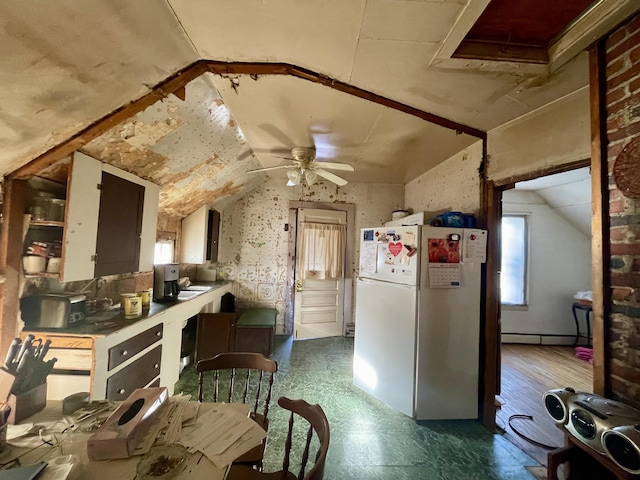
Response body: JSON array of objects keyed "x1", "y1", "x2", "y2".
[{"x1": 466, "y1": 0, "x2": 597, "y2": 47}]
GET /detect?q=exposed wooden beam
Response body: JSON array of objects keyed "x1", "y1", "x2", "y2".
[
  {"x1": 11, "y1": 59, "x2": 486, "y2": 180},
  {"x1": 204, "y1": 61, "x2": 487, "y2": 140},
  {"x1": 549, "y1": 0, "x2": 640, "y2": 73},
  {"x1": 481, "y1": 179, "x2": 501, "y2": 430},
  {"x1": 172, "y1": 86, "x2": 187, "y2": 102},
  {"x1": 589, "y1": 42, "x2": 609, "y2": 397},
  {"x1": 492, "y1": 158, "x2": 591, "y2": 188},
  {"x1": 10, "y1": 61, "x2": 211, "y2": 180}
]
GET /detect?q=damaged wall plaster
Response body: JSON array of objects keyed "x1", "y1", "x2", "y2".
[
  {"x1": 217, "y1": 178, "x2": 404, "y2": 333},
  {"x1": 80, "y1": 75, "x2": 263, "y2": 218},
  {"x1": 405, "y1": 141, "x2": 483, "y2": 216},
  {"x1": 487, "y1": 88, "x2": 590, "y2": 183}
]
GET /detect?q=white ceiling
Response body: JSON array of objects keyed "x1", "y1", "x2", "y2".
[
  {"x1": 1, "y1": 1, "x2": 634, "y2": 217},
  {"x1": 515, "y1": 167, "x2": 592, "y2": 236}
]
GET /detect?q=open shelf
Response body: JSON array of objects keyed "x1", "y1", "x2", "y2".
[
  {"x1": 29, "y1": 221, "x2": 64, "y2": 228},
  {"x1": 24, "y1": 272, "x2": 60, "y2": 279}
]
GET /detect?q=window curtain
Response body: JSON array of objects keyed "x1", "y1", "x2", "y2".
[{"x1": 298, "y1": 222, "x2": 346, "y2": 279}]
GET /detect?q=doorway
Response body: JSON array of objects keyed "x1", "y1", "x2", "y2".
[
  {"x1": 497, "y1": 167, "x2": 594, "y2": 465},
  {"x1": 286, "y1": 201, "x2": 355, "y2": 339},
  {"x1": 294, "y1": 208, "x2": 347, "y2": 339}
]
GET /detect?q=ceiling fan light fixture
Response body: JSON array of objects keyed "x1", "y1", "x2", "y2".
[
  {"x1": 305, "y1": 169, "x2": 318, "y2": 185},
  {"x1": 287, "y1": 169, "x2": 302, "y2": 185}
]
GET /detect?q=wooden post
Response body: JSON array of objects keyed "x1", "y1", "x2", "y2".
[
  {"x1": 589, "y1": 42, "x2": 609, "y2": 397},
  {"x1": 0, "y1": 178, "x2": 27, "y2": 359}
]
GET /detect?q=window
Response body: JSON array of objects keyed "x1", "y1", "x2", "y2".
[
  {"x1": 154, "y1": 240, "x2": 174, "y2": 264},
  {"x1": 501, "y1": 214, "x2": 529, "y2": 306}
]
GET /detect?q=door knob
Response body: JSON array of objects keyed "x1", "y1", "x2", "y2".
[{"x1": 295, "y1": 280, "x2": 303, "y2": 292}]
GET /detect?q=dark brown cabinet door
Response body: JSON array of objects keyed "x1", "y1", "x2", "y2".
[
  {"x1": 206, "y1": 209, "x2": 220, "y2": 262},
  {"x1": 196, "y1": 312, "x2": 236, "y2": 361},
  {"x1": 95, "y1": 172, "x2": 144, "y2": 277}
]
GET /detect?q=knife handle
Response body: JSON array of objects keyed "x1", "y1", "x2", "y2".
[
  {"x1": 39, "y1": 339, "x2": 52, "y2": 360},
  {"x1": 16, "y1": 334, "x2": 35, "y2": 364},
  {"x1": 4, "y1": 338, "x2": 21, "y2": 369}
]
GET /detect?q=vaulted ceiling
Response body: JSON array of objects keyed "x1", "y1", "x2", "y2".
[{"x1": 2, "y1": 1, "x2": 637, "y2": 217}]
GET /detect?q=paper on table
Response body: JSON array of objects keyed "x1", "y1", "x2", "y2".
[
  {"x1": 155, "y1": 395, "x2": 191, "y2": 446},
  {"x1": 181, "y1": 401, "x2": 200, "y2": 427},
  {"x1": 6, "y1": 423, "x2": 35, "y2": 441},
  {"x1": 38, "y1": 455, "x2": 75, "y2": 480},
  {"x1": 132, "y1": 394, "x2": 194, "y2": 456},
  {"x1": 132, "y1": 404, "x2": 171, "y2": 456},
  {"x1": 7, "y1": 420, "x2": 71, "y2": 448},
  {"x1": 179, "y1": 407, "x2": 266, "y2": 469}
]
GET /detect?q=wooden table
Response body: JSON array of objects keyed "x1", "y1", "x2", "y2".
[
  {"x1": 572, "y1": 300, "x2": 593, "y2": 346},
  {"x1": 2, "y1": 401, "x2": 249, "y2": 479}
]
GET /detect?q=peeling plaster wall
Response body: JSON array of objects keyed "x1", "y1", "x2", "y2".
[
  {"x1": 81, "y1": 75, "x2": 264, "y2": 218},
  {"x1": 405, "y1": 141, "x2": 483, "y2": 215},
  {"x1": 217, "y1": 178, "x2": 404, "y2": 334},
  {"x1": 487, "y1": 88, "x2": 591, "y2": 183}
]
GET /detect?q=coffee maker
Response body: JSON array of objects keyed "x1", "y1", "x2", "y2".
[{"x1": 153, "y1": 263, "x2": 180, "y2": 302}]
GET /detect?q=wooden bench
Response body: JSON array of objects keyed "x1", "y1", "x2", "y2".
[{"x1": 234, "y1": 308, "x2": 276, "y2": 357}]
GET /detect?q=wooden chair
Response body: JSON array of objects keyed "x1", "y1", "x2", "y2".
[
  {"x1": 197, "y1": 352, "x2": 278, "y2": 469},
  {"x1": 227, "y1": 397, "x2": 331, "y2": 480}
]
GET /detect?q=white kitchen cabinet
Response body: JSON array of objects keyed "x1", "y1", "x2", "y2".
[
  {"x1": 24, "y1": 282, "x2": 234, "y2": 400},
  {"x1": 91, "y1": 282, "x2": 232, "y2": 400},
  {"x1": 61, "y1": 152, "x2": 159, "y2": 281},
  {"x1": 181, "y1": 205, "x2": 220, "y2": 264}
]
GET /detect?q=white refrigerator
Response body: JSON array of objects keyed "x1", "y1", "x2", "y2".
[{"x1": 353, "y1": 225, "x2": 487, "y2": 420}]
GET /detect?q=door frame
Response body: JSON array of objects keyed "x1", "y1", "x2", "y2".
[
  {"x1": 481, "y1": 158, "x2": 602, "y2": 430},
  {"x1": 285, "y1": 201, "x2": 355, "y2": 336}
]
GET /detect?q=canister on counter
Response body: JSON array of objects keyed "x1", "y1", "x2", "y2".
[
  {"x1": 137, "y1": 289, "x2": 151, "y2": 309},
  {"x1": 120, "y1": 293, "x2": 138, "y2": 310},
  {"x1": 123, "y1": 294, "x2": 142, "y2": 319}
]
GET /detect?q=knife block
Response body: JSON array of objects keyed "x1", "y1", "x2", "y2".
[
  {"x1": 7, "y1": 382, "x2": 47, "y2": 424},
  {"x1": 0, "y1": 369, "x2": 16, "y2": 404}
]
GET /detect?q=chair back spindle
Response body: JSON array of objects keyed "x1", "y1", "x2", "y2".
[
  {"x1": 197, "y1": 352, "x2": 278, "y2": 470},
  {"x1": 227, "y1": 396, "x2": 330, "y2": 480}
]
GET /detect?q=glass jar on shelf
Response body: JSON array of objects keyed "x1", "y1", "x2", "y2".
[{"x1": 48, "y1": 199, "x2": 66, "y2": 222}]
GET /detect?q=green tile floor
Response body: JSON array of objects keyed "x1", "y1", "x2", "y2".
[{"x1": 175, "y1": 336, "x2": 541, "y2": 480}]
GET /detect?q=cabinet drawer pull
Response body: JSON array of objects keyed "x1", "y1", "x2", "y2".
[
  {"x1": 154, "y1": 363, "x2": 159, "y2": 369},
  {"x1": 155, "y1": 331, "x2": 161, "y2": 337},
  {"x1": 118, "y1": 388, "x2": 126, "y2": 395},
  {"x1": 121, "y1": 350, "x2": 128, "y2": 356}
]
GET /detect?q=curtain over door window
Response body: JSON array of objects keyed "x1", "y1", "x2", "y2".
[{"x1": 298, "y1": 222, "x2": 346, "y2": 279}]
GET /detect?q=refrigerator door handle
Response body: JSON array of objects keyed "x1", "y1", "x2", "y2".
[{"x1": 358, "y1": 277, "x2": 417, "y2": 288}]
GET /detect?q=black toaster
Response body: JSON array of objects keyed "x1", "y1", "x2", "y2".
[{"x1": 20, "y1": 293, "x2": 87, "y2": 329}]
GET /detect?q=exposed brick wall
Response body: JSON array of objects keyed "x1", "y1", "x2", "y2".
[{"x1": 605, "y1": 12, "x2": 640, "y2": 405}]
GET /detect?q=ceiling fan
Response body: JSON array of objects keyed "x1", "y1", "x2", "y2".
[{"x1": 247, "y1": 147, "x2": 354, "y2": 186}]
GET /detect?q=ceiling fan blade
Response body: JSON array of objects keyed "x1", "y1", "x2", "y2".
[
  {"x1": 313, "y1": 161, "x2": 354, "y2": 172},
  {"x1": 246, "y1": 165, "x2": 295, "y2": 173},
  {"x1": 316, "y1": 168, "x2": 348, "y2": 186}
]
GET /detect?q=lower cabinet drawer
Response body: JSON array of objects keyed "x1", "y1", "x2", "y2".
[
  {"x1": 105, "y1": 345, "x2": 162, "y2": 400},
  {"x1": 108, "y1": 323, "x2": 163, "y2": 371}
]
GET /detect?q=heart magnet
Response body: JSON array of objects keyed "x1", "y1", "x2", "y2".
[{"x1": 388, "y1": 242, "x2": 403, "y2": 256}]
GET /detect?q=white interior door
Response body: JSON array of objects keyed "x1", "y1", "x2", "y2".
[{"x1": 294, "y1": 208, "x2": 347, "y2": 339}]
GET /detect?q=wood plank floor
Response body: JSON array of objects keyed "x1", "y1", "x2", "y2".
[{"x1": 497, "y1": 344, "x2": 593, "y2": 466}]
